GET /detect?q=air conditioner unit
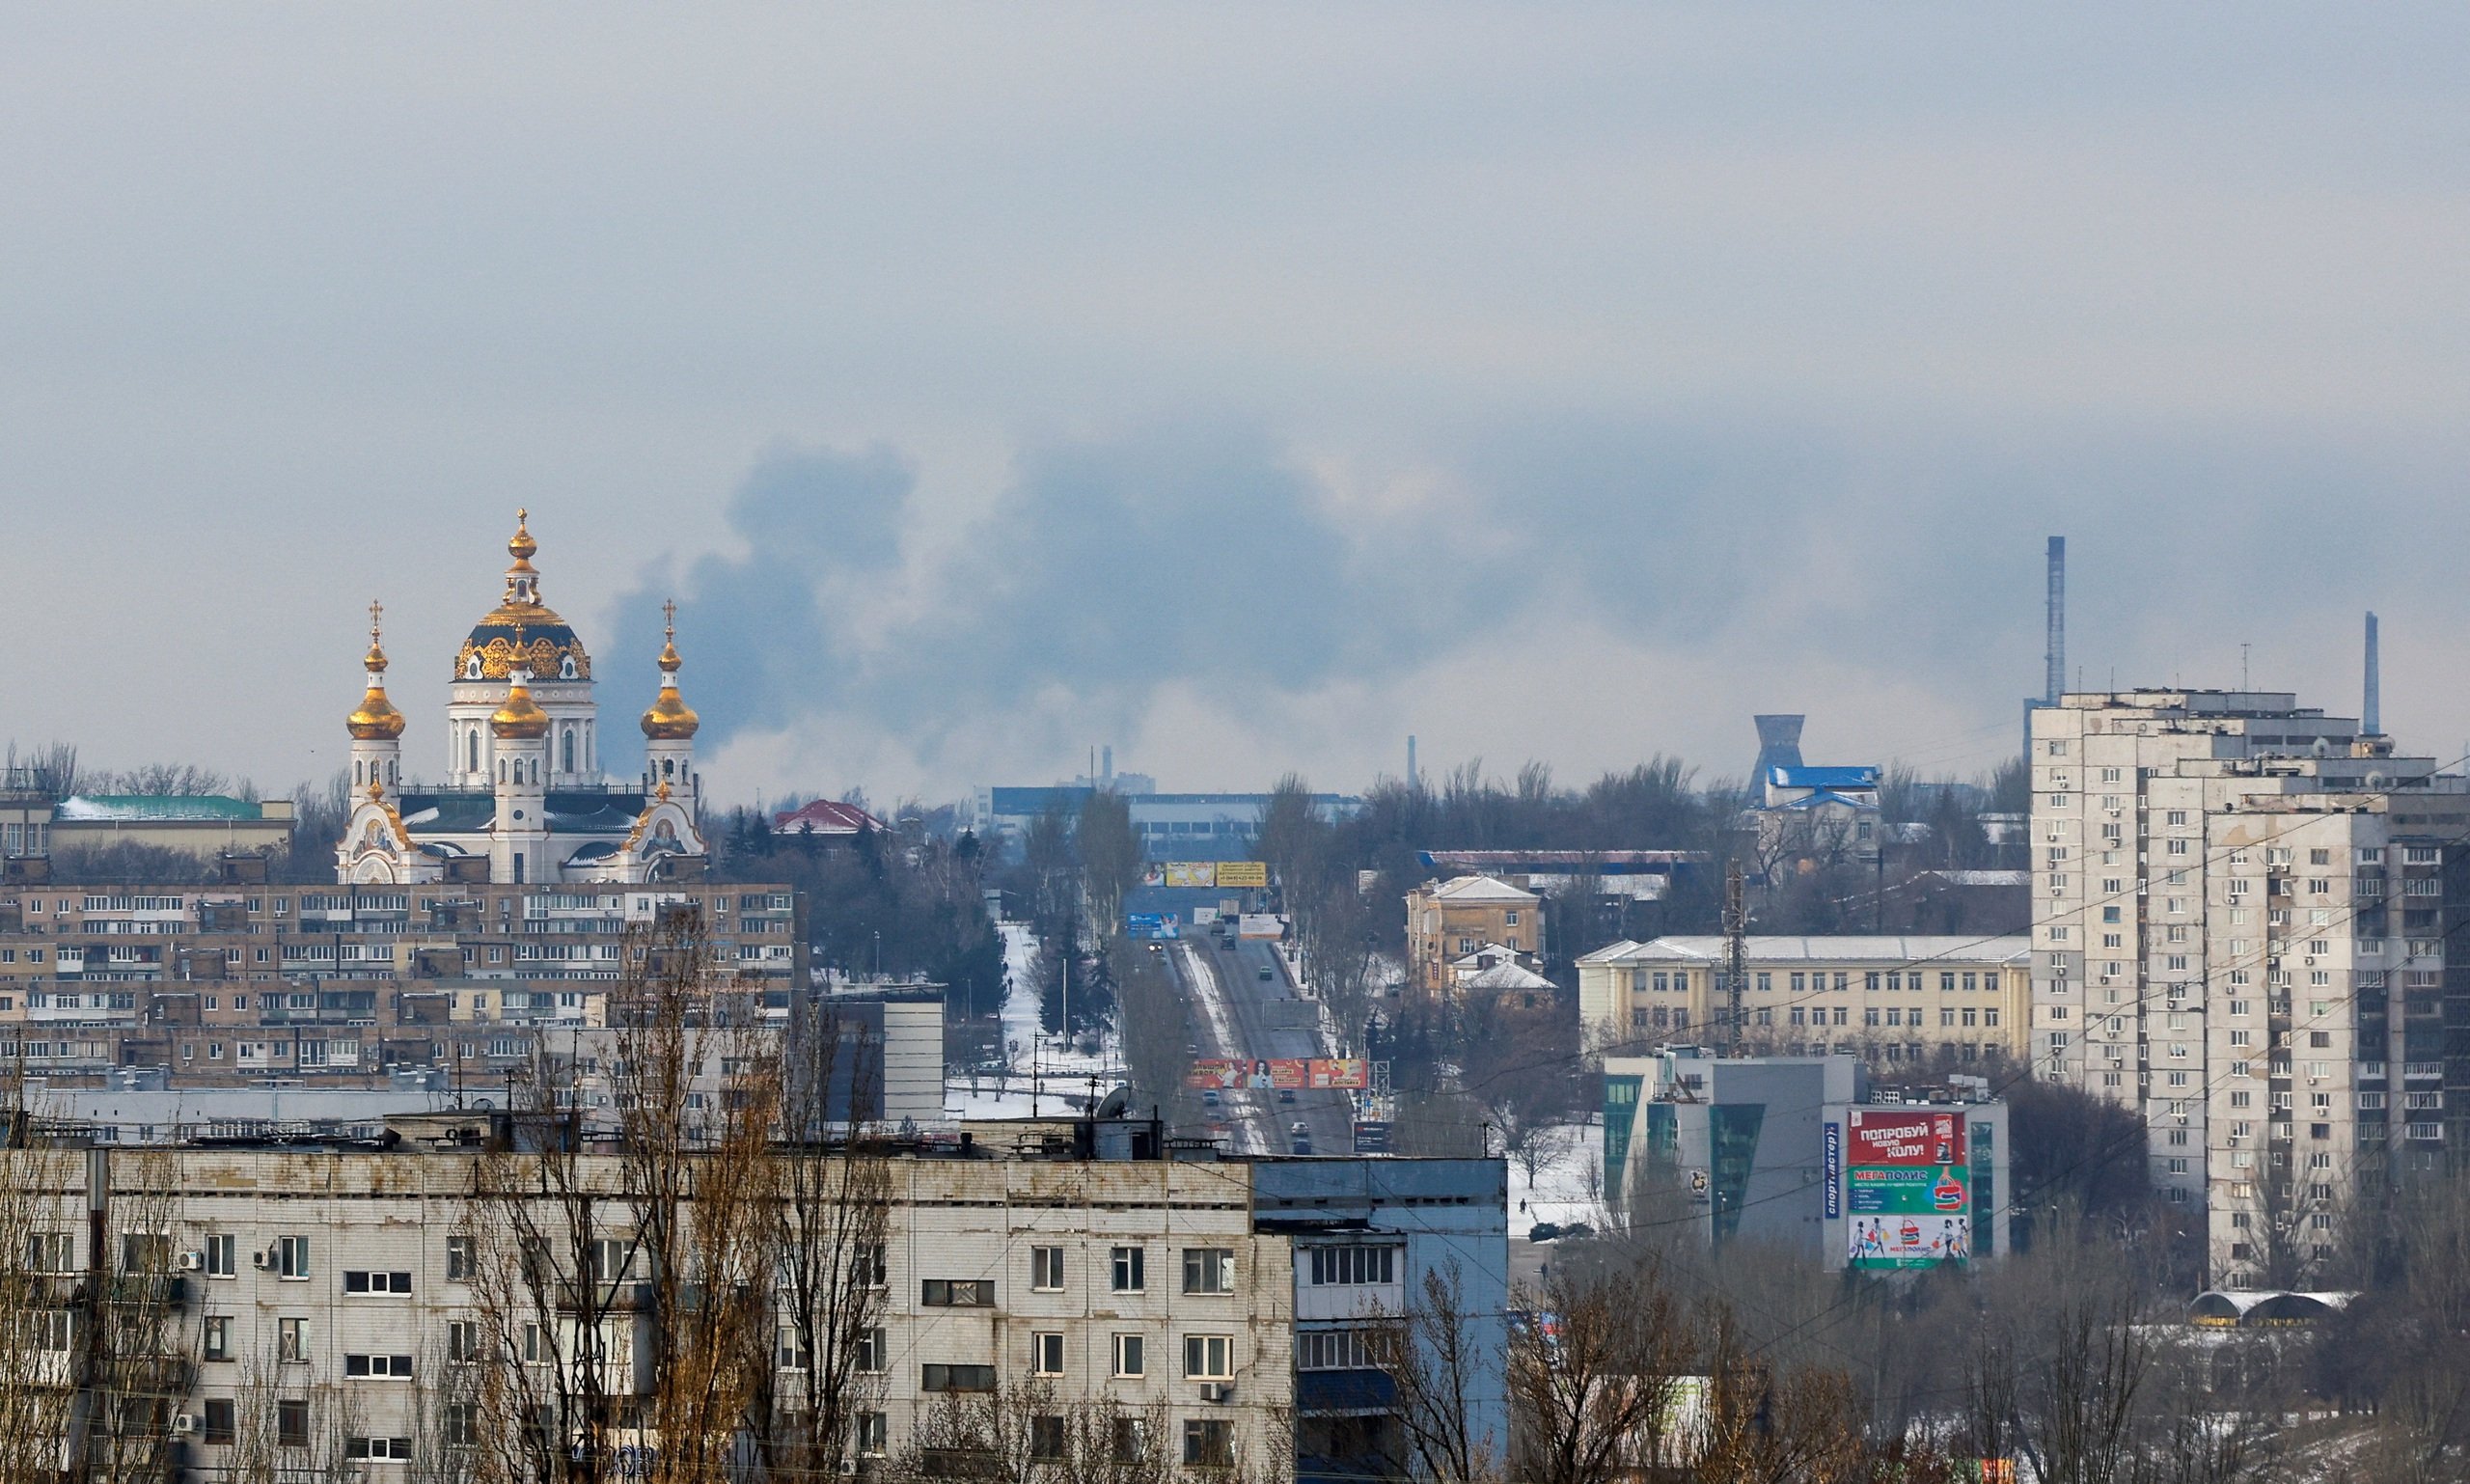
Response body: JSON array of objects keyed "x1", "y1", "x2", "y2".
[
  {"x1": 176, "y1": 1250, "x2": 205, "y2": 1272},
  {"x1": 172, "y1": 1415, "x2": 197, "y2": 1436},
  {"x1": 253, "y1": 1250, "x2": 272, "y2": 1271},
  {"x1": 1197, "y1": 1383, "x2": 1232, "y2": 1404}
]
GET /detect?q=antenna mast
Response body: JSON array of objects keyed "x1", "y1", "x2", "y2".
[
  {"x1": 2044, "y1": 536, "x2": 2066, "y2": 704},
  {"x1": 1723, "y1": 860, "x2": 1747, "y2": 1054}
]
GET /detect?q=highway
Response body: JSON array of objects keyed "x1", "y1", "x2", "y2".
[{"x1": 1167, "y1": 927, "x2": 1359, "y2": 1156}]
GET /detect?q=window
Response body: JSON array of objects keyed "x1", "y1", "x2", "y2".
[
  {"x1": 1112, "y1": 1418, "x2": 1150, "y2": 1465},
  {"x1": 1184, "y1": 1419, "x2": 1235, "y2": 1469},
  {"x1": 855, "y1": 1413, "x2": 889, "y2": 1457},
  {"x1": 1112, "y1": 1333, "x2": 1145, "y2": 1378},
  {"x1": 202, "y1": 1398, "x2": 236, "y2": 1446},
  {"x1": 590, "y1": 1238, "x2": 632, "y2": 1284},
  {"x1": 278, "y1": 1317, "x2": 307, "y2": 1363},
  {"x1": 856, "y1": 1326, "x2": 887, "y2": 1373},
  {"x1": 1184, "y1": 1333, "x2": 1234, "y2": 1380},
  {"x1": 26, "y1": 1232, "x2": 70, "y2": 1274},
  {"x1": 344, "y1": 1438, "x2": 414, "y2": 1462},
  {"x1": 921, "y1": 1278, "x2": 993, "y2": 1307},
  {"x1": 1031, "y1": 1247, "x2": 1065, "y2": 1292},
  {"x1": 204, "y1": 1315, "x2": 232, "y2": 1361},
  {"x1": 204, "y1": 1233, "x2": 236, "y2": 1278},
  {"x1": 1182, "y1": 1249, "x2": 1234, "y2": 1295},
  {"x1": 448, "y1": 1321, "x2": 479, "y2": 1363},
  {"x1": 343, "y1": 1270, "x2": 414, "y2": 1296},
  {"x1": 1031, "y1": 1332, "x2": 1064, "y2": 1376},
  {"x1": 921, "y1": 1363, "x2": 997, "y2": 1393},
  {"x1": 344, "y1": 1353, "x2": 415, "y2": 1380},
  {"x1": 445, "y1": 1404, "x2": 477, "y2": 1448},
  {"x1": 278, "y1": 1400, "x2": 310, "y2": 1449},
  {"x1": 1030, "y1": 1415, "x2": 1066, "y2": 1462},
  {"x1": 771, "y1": 1324, "x2": 814, "y2": 1372},
  {"x1": 1306, "y1": 1246, "x2": 1397, "y2": 1286},
  {"x1": 446, "y1": 1236, "x2": 473, "y2": 1281},
  {"x1": 276, "y1": 1235, "x2": 311, "y2": 1280},
  {"x1": 121, "y1": 1232, "x2": 170, "y2": 1274},
  {"x1": 1298, "y1": 1329, "x2": 1386, "y2": 1370}
]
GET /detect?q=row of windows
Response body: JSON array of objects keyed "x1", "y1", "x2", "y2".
[{"x1": 974, "y1": 1246, "x2": 1239, "y2": 1300}]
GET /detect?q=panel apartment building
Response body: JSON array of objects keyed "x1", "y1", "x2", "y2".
[
  {"x1": 0, "y1": 880, "x2": 803, "y2": 1087},
  {"x1": 2028, "y1": 691, "x2": 2470, "y2": 1282},
  {"x1": 0, "y1": 1113, "x2": 1504, "y2": 1484}
]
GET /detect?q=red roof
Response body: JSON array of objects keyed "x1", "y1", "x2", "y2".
[{"x1": 771, "y1": 800, "x2": 885, "y2": 836}]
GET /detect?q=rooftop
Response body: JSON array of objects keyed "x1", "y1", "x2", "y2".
[
  {"x1": 56, "y1": 795, "x2": 285, "y2": 822},
  {"x1": 1579, "y1": 934, "x2": 2028, "y2": 967}
]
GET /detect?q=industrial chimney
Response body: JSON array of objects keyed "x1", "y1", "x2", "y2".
[
  {"x1": 2045, "y1": 536, "x2": 2066, "y2": 704},
  {"x1": 2364, "y1": 612, "x2": 2381, "y2": 737}
]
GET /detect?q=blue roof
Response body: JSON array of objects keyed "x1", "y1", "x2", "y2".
[
  {"x1": 1780, "y1": 789, "x2": 1880, "y2": 811},
  {"x1": 1770, "y1": 765, "x2": 1879, "y2": 789}
]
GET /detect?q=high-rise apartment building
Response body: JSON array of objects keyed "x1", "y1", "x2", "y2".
[{"x1": 2029, "y1": 691, "x2": 2470, "y2": 1282}]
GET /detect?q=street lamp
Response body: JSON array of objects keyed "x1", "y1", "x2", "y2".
[{"x1": 873, "y1": 930, "x2": 882, "y2": 980}]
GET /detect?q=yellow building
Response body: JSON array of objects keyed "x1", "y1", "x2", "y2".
[
  {"x1": 1404, "y1": 875, "x2": 1544, "y2": 995},
  {"x1": 1577, "y1": 935, "x2": 2029, "y2": 1068}
]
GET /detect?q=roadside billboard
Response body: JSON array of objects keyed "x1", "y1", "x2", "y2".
[
  {"x1": 1845, "y1": 1109, "x2": 1969, "y2": 1270},
  {"x1": 1193, "y1": 907, "x2": 1220, "y2": 925},
  {"x1": 1237, "y1": 914, "x2": 1285, "y2": 941},
  {"x1": 1185, "y1": 1057, "x2": 1369, "y2": 1090},
  {"x1": 1216, "y1": 861, "x2": 1269, "y2": 889},
  {"x1": 1164, "y1": 862, "x2": 1217, "y2": 889},
  {"x1": 1125, "y1": 912, "x2": 1181, "y2": 941}
]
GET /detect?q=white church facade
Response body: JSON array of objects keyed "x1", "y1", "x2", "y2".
[{"x1": 335, "y1": 510, "x2": 710, "y2": 885}]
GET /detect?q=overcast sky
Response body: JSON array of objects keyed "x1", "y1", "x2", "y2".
[{"x1": 6, "y1": 6, "x2": 2469, "y2": 805}]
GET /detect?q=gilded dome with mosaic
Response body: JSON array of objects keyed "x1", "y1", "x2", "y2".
[{"x1": 452, "y1": 510, "x2": 593, "y2": 681}]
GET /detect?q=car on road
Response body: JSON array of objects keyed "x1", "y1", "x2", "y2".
[
  {"x1": 1201, "y1": 1089, "x2": 1220, "y2": 1109},
  {"x1": 1290, "y1": 1138, "x2": 1312, "y2": 1155},
  {"x1": 1528, "y1": 1223, "x2": 1561, "y2": 1243},
  {"x1": 1290, "y1": 1120, "x2": 1309, "y2": 1139},
  {"x1": 1220, "y1": 938, "x2": 1237, "y2": 951},
  {"x1": 1257, "y1": 965, "x2": 1274, "y2": 980},
  {"x1": 1277, "y1": 1088, "x2": 1296, "y2": 1105}
]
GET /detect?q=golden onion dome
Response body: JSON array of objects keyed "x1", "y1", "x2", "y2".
[
  {"x1": 348, "y1": 601, "x2": 407, "y2": 739},
  {"x1": 348, "y1": 685, "x2": 406, "y2": 740},
  {"x1": 491, "y1": 676, "x2": 552, "y2": 739},
  {"x1": 455, "y1": 508, "x2": 593, "y2": 682},
  {"x1": 641, "y1": 601, "x2": 700, "y2": 740}
]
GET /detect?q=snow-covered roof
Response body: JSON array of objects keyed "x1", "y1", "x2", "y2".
[
  {"x1": 1449, "y1": 942, "x2": 1528, "y2": 968},
  {"x1": 773, "y1": 799, "x2": 886, "y2": 836},
  {"x1": 1770, "y1": 765, "x2": 1880, "y2": 789},
  {"x1": 56, "y1": 794, "x2": 267, "y2": 822},
  {"x1": 1580, "y1": 935, "x2": 2029, "y2": 968},
  {"x1": 1909, "y1": 870, "x2": 2029, "y2": 888},
  {"x1": 1462, "y1": 961, "x2": 1555, "y2": 992},
  {"x1": 1421, "y1": 874, "x2": 1541, "y2": 905}
]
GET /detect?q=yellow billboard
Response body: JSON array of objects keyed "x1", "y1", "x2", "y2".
[
  {"x1": 1163, "y1": 863, "x2": 1216, "y2": 889},
  {"x1": 1215, "y1": 861, "x2": 1268, "y2": 889}
]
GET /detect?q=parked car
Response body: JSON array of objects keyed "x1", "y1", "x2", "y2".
[
  {"x1": 1559, "y1": 1222, "x2": 1595, "y2": 1242},
  {"x1": 1528, "y1": 1223, "x2": 1562, "y2": 1243}
]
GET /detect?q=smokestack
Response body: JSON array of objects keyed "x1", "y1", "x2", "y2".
[
  {"x1": 1407, "y1": 735, "x2": 1418, "y2": 791},
  {"x1": 2045, "y1": 536, "x2": 2066, "y2": 703},
  {"x1": 2364, "y1": 612, "x2": 2381, "y2": 736},
  {"x1": 1102, "y1": 745, "x2": 1113, "y2": 783}
]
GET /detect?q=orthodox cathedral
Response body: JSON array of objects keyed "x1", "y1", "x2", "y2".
[{"x1": 335, "y1": 510, "x2": 709, "y2": 884}]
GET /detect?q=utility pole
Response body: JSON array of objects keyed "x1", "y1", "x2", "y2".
[{"x1": 1723, "y1": 860, "x2": 1747, "y2": 1054}]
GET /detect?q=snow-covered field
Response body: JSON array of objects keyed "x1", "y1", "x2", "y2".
[
  {"x1": 945, "y1": 923, "x2": 1115, "y2": 1121},
  {"x1": 1505, "y1": 1116, "x2": 1610, "y2": 1240}
]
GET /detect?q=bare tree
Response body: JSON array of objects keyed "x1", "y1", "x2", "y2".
[
  {"x1": 1506, "y1": 1261, "x2": 1697, "y2": 1484},
  {"x1": 1377, "y1": 1260, "x2": 1503, "y2": 1482}
]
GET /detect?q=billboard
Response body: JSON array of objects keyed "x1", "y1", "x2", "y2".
[
  {"x1": 1164, "y1": 862, "x2": 1218, "y2": 889},
  {"x1": 1823, "y1": 1122, "x2": 1842, "y2": 1220},
  {"x1": 1186, "y1": 1058, "x2": 1369, "y2": 1090},
  {"x1": 1237, "y1": 914, "x2": 1285, "y2": 941},
  {"x1": 1125, "y1": 912, "x2": 1181, "y2": 941},
  {"x1": 1845, "y1": 1109, "x2": 1969, "y2": 1270},
  {"x1": 1193, "y1": 907, "x2": 1220, "y2": 925},
  {"x1": 1216, "y1": 861, "x2": 1269, "y2": 889}
]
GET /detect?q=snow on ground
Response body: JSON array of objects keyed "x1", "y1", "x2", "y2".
[
  {"x1": 1178, "y1": 942, "x2": 1265, "y2": 1154},
  {"x1": 951, "y1": 922, "x2": 1116, "y2": 1120},
  {"x1": 1506, "y1": 1115, "x2": 1611, "y2": 1240}
]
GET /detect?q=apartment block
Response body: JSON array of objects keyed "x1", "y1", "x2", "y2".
[
  {"x1": 2027, "y1": 691, "x2": 2470, "y2": 1282},
  {"x1": 0, "y1": 881, "x2": 803, "y2": 1086},
  {"x1": 1577, "y1": 935, "x2": 2030, "y2": 1067},
  {"x1": 0, "y1": 1114, "x2": 1504, "y2": 1483}
]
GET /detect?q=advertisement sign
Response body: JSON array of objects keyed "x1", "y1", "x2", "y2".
[
  {"x1": 1216, "y1": 861, "x2": 1269, "y2": 889},
  {"x1": 1846, "y1": 1109, "x2": 1968, "y2": 1269},
  {"x1": 1164, "y1": 862, "x2": 1217, "y2": 889},
  {"x1": 1308, "y1": 1058, "x2": 1368, "y2": 1089},
  {"x1": 1185, "y1": 1057, "x2": 1368, "y2": 1090},
  {"x1": 1823, "y1": 1121, "x2": 1842, "y2": 1221},
  {"x1": 1193, "y1": 907, "x2": 1220, "y2": 926},
  {"x1": 1125, "y1": 912, "x2": 1181, "y2": 941},
  {"x1": 1352, "y1": 1121, "x2": 1391, "y2": 1153},
  {"x1": 1237, "y1": 914, "x2": 1285, "y2": 941}
]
